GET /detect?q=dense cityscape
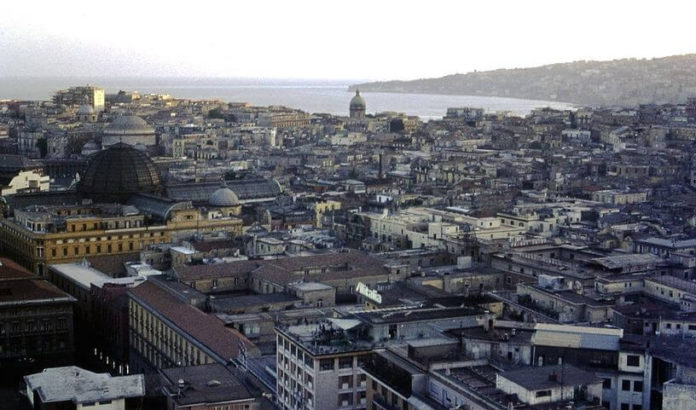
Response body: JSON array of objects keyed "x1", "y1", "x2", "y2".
[{"x1": 0, "y1": 81, "x2": 693, "y2": 410}]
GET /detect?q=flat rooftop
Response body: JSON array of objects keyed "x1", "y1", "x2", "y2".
[
  {"x1": 25, "y1": 366, "x2": 144, "y2": 404},
  {"x1": 50, "y1": 262, "x2": 145, "y2": 290},
  {"x1": 498, "y1": 364, "x2": 601, "y2": 391},
  {"x1": 353, "y1": 306, "x2": 484, "y2": 325},
  {"x1": 160, "y1": 364, "x2": 253, "y2": 406}
]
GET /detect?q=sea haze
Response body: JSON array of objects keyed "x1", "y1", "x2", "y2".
[{"x1": 0, "y1": 77, "x2": 574, "y2": 119}]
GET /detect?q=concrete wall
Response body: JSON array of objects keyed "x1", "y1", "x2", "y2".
[{"x1": 663, "y1": 380, "x2": 696, "y2": 410}]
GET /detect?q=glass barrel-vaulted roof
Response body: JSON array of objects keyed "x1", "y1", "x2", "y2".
[{"x1": 78, "y1": 143, "x2": 161, "y2": 203}]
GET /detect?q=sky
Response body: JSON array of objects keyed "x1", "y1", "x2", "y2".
[{"x1": 1, "y1": 0, "x2": 695, "y2": 81}]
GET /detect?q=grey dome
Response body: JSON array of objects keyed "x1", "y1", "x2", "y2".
[
  {"x1": 350, "y1": 90, "x2": 366, "y2": 109},
  {"x1": 209, "y1": 187, "x2": 240, "y2": 206},
  {"x1": 104, "y1": 115, "x2": 155, "y2": 136}
]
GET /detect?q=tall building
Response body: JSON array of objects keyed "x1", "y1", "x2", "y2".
[
  {"x1": 53, "y1": 85, "x2": 105, "y2": 111},
  {"x1": 127, "y1": 280, "x2": 258, "y2": 373},
  {"x1": 349, "y1": 90, "x2": 366, "y2": 120},
  {"x1": 275, "y1": 322, "x2": 371, "y2": 410},
  {"x1": 0, "y1": 258, "x2": 76, "y2": 369}
]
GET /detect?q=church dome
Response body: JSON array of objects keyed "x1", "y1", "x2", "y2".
[
  {"x1": 350, "y1": 90, "x2": 366, "y2": 109},
  {"x1": 209, "y1": 187, "x2": 240, "y2": 207},
  {"x1": 104, "y1": 115, "x2": 155, "y2": 136},
  {"x1": 78, "y1": 143, "x2": 161, "y2": 202}
]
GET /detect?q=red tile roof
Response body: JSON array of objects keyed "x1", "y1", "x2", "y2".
[
  {"x1": 175, "y1": 250, "x2": 389, "y2": 286},
  {"x1": 0, "y1": 278, "x2": 75, "y2": 304},
  {"x1": 0, "y1": 258, "x2": 34, "y2": 280},
  {"x1": 128, "y1": 281, "x2": 258, "y2": 362}
]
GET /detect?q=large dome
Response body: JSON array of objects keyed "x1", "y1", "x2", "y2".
[
  {"x1": 104, "y1": 115, "x2": 155, "y2": 136},
  {"x1": 102, "y1": 115, "x2": 157, "y2": 148},
  {"x1": 209, "y1": 187, "x2": 240, "y2": 207},
  {"x1": 350, "y1": 90, "x2": 366, "y2": 109},
  {"x1": 78, "y1": 143, "x2": 161, "y2": 202}
]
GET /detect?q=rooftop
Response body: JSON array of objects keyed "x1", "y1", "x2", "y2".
[
  {"x1": 636, "y1": 237, "x2": 696, "y2": 248},
  {"x1": 590, "y1": 253, "x2": 665, "y2": 270},
  {"x1": 0, "y1": 257, "x2": 35, "y2": 280},
  {"x1": 498, "y1": 364, "x2": 601, "y2": 391},
  {"x1": 353, "y1": 305, "x2": 485, "y2": 325},
  {"x1": 24, "y1": 366, "x2": 145, "y2": 404},
  {"x1": 175, "y1": 249, "x2": 389, "y2": 286},
  {"x1": 0, "y1": 278, "x2": 76, "y2": 306},
  {"x1": 209, "y1": 292, "x2": 299, "y2": 312},
  {"x1": 50, "y1": 261, "x2": 146, "y2": 290},
  {"x1": 128, "y1": 280, "x2": 257, "y2": 363},
  {"x1": 160, "y1": 364, "x2": 254, "y2": 406},
  {"x1": 647, "y1": 275, "x2": 696, "y2": 295}
]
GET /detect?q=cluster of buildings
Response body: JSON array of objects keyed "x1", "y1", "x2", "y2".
[{"x1": 0, "y1": 84, "x2": 694, "y2": 410}]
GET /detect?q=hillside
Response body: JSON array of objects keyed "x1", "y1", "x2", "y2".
[{"x1": 351, "y1": 54, "x2": 696, "y2": 107}]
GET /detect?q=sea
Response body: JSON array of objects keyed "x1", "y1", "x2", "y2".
[{"x1": 0, "y1": 77, "x2": 574, "y2": 120}]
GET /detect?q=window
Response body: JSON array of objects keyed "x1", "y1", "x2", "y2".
[
  {"x1": 338, "y1": 393, "x2": 353, "y2": 407},
  {"x1": 626, "y1": 355, "x2": 640, "y2": 367},
  {"x1": 339, "y1": 375, "x2": 352, "y2": 389},
  {"x1": 339, "y1": 357, "x2": 353, "y2": 369},
  {"x1": 621, "y1": 404, "x2": 629, "y2": 410},
  {"x1": 319, "y1": 358, "x2": 334, "y2": 371},
  {"x1": 602, "y1": 378, "x2": 612, "y2": 389},
  {"x1": 633, "y1": 405, "x2": 642, "y2": 410},
  {"x1": 634, "y1": 381, "x2": 643, "y2": 392},
  {"x1": 622, "y1": 380, "x2": 631, "y2": 391},
  {"x1": 535, "y1": 390, "x2": 552, "y2": 397}
]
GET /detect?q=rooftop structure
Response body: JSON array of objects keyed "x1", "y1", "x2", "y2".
[
  {"x1": 24, "y1": 366, "x2": 144, "y2": 407},
  {"x1": 160, "y1": 364, "x2": 258, "y2": 409},
  {"x1": 165, "y1": 178, "x2": 283, "y2": 204},
  {"x1": 78, "y1": 143, "x2": 162, "y2": 202}
]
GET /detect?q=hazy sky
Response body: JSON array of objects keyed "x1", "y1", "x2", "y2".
[{"x1": 1, "y1": 0, "x2": 695, "y2": 81}]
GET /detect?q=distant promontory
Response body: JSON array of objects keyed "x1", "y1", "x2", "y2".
[{"x1": 351, "y1": 54, "x2": 696, "y2": 107}]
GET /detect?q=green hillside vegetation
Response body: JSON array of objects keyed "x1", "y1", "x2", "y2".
[{"x1": 351, "y1": 54, "x2": 696, "y2": 107}]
